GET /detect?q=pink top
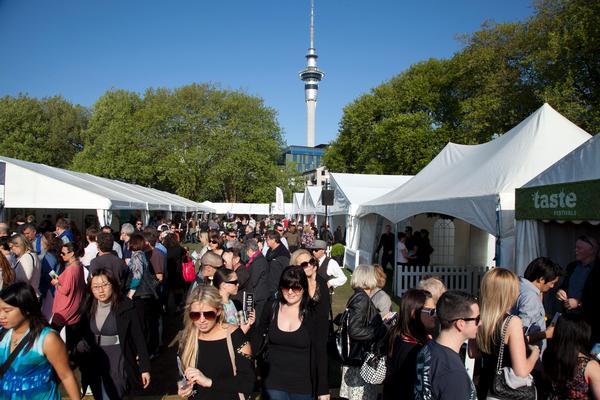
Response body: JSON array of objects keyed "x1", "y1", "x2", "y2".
[{"x1": 51, "y1": 261, "x2": 86, "y2": 326}]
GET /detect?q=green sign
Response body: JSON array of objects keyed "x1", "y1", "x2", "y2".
[{"x1": 515, "y1": 179, "x2": 600, "y2": 220}]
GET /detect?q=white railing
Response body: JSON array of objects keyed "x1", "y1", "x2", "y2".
[{"x1": 393, "y1": 265, "x2": 491, "y2": 297}]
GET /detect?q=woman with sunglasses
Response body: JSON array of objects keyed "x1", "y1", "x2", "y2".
[
  {"x1": 383, "y1": 288, "x2": 433, "y2": 399},
  {"x1": 0, "y1": 282, "x2": 81, "y2": 399},
  {"x1": 78, "y1": 269, "x2": 151, "y2": 399},
  {"x1": 177, "y1": 285, "x2": 254, "y2": 400},
  {"x1": 476, "y1": 268, "x2": 540, "y2": 399},
  {"x1": 256, "y1": 265, "x2": 329, "y2": 400},
  {"x1": 50, "y1": 241, "x2": 86, "y2": 355},
  {"x1": 208, "y1": 230, "x2": 224, "y2": 256},
  {"x1": 213, "y1": 268, "x2": 255, "y2": 333}
]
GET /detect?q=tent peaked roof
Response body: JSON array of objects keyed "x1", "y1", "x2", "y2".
[
  {"x1": 524, "y1": 133, "x2": 600, "y2": 188},
  {"x1": 328, "y1": 173, "x2": 413, "y2": 216},
  {"x1": 357, "y1": 103, "x2": 591, "y2": 232}
]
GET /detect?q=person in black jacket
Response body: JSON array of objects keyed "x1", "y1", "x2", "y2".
[
  {"x1": 243, "y1": 239, "x2": 271, "y2": 325},
  {"x1": 78, "y1": 268, "x2": 151, "y2": 399},
  {"x1": 265, "y1": 231, "x2": 291, "y2": 296},
  {"x1": 255, "y1": 266, "x2": 330, "y2": 400},
  {"x1": 339, "y1": 264, "x2": 387, "y2": 400}
]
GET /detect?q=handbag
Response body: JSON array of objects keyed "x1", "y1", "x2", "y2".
[
  {"x1": 333, "y1": 293, "x2": 367, "y2": 366},
  {"x1": 182, "y1": 255, "x2": 196, "y2": 282},
  {"x1": 359, "y1": 350, "x2": 387, "y2": 384},
  {"x1": 487, "y1": 315, "x2": 536, "y2": 400}
]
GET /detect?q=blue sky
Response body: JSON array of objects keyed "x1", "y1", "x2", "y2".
[{"x1": 0, "y1": 0, "x2": 534, "y2": 146}]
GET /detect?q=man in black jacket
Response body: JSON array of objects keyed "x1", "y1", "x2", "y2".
[
  {"x1": 243, "y1": 239, "x2": 271, "y2": 324},
  {"x1": 265, "y1": 231, "x2": 290, "y2": 296}
]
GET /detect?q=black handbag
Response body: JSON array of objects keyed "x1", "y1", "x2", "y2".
[
  {"x1": 487, "y1": 315, "x2": 536, "y2": 400},
  {"x1": 333, "y1": 293, "x2": 367, "y2": 366}
]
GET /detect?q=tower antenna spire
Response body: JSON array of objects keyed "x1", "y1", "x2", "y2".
[{"x1": 299, "y1": 0, "x2": 324, "y2": 148}]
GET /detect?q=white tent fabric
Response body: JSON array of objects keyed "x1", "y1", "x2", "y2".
[
  {"x1": 0, "y1": 155, "x2": 212, "y2": 213},
  {"x1": 202, "y1": 202, "x2": 271, "y2": 215},
  {"x1": 301, "y1": 186, "x2": 326, "y2": 216},
  {"x1": 357, "y1": 104, "x2": 591, "y2": 269},
  {"x1": 515, "y1": 134, "x2": 600, "y2": 273},
  {"x1": 292, "y1": 193, "x2": 304, "y2": 215},
  {"x1": 328, "y1": 173, "x2": 413, "y2": 254}
]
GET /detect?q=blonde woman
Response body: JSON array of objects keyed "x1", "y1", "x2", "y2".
[
  {"x1": 10, "y1": 234, "x2": 41, "y2": 296},
  {"x1": 178, "y1": 285, "x2": 254, "y2": 400},
  {"x1": 476, "y1": 268, "x2": 540, "y2": 399}
]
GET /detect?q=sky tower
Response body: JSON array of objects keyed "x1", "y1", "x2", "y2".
[{"x1": 299, "y1": 0, "x2": 324, "y2": 148}]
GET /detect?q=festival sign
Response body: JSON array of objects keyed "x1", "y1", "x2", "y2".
[{"x1": 515, "y1": 179, "x2": 600, "y2": 221}]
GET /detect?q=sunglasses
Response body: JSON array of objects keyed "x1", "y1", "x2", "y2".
[
  {"x1": 210, "y1": 240, "x2": 219, "y2": 244},
  {"x1": 226, "y1": 280, "x2": 239, "y2": 285},
  {"x1": 578, "y1": 235, "x2": 595, "y2": 247},
  {"x1": 299, "y1": 258, "x2": 318, "y2": 268},
  {"x1": 421, "y1": 307, "x2": 436, "y2": 317},
  {"x1": 189, "y1": 311, "x2": 217, "y2": 321},
  {"x1": 450, "y1": 315, "x2": 481, "y2": 324},
  {"x1": 60, "y1": 251, "x2": 71, "y2": 256},
  {"x1": 282, "y1": 285, "x2": 303, "y2": 294}
]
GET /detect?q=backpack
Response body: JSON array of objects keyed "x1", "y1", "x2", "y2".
[{"x1": 182, "y1": 255, "x2": 196, "y2": 283}]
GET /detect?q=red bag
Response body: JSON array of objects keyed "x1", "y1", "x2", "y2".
[{"x1": 182, "y1": 255, "x2": 196, "y2": 282}]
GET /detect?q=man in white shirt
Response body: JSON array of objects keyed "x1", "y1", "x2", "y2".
[{"x1": 309, "y1": 239, "x2": 347, "y2": 289}]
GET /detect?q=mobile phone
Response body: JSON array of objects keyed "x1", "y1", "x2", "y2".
[
  {"x1": 550, "y1": 312, "x2": 561, "y2": 326},
  {"x1": 49, "y1": 270, "x2": 59, "y2": 279},
  {"x1": 243, "y1": 292, "x2": 255, "y2": 313}
]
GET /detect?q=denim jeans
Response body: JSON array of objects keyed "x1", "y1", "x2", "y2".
[{"x1": 264, "y1": 389, "x2": 313, "y2": 400}]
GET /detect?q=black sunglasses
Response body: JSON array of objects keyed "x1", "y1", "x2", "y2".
[
  {"x1": 226, "y1": 280, "x2": 239, "y2": 285},
  {"x1": 282, "y1": 285, "x2": 303, "y2": 294},
  {"x1": 578, "y1": 235, "x2": 595, "y2": 247},
  {"x1": 189, "y1": 311, "x2": 217, "y2": 321},
  {"x1": 420, "y1": 307, "x2": 436, "y2": 317},
  {"x1": 450, "y1": 315, "x2": 481, "y2": 324},
  {"x1": 299, "y1": 258, "x2": 318, "y2": 268}
]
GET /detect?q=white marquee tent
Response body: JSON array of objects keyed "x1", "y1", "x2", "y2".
[
  {"x1": 0, "y1": 155, "x2": 214, "y2": 227},
  {"x1": 357, "y1": 104, "x2": 591, "y2": 269},
  {"x1": 515, "y1": 134, "x2": 600, "y2": 274},
  {"x1": 328, "y1": 173, "x2": 412, "y2": 262},
  {"x1": 200, "y1": 202, "x2": 271, "y2": 216},
  {"x1": 292, "y1": 192, "x2": 304, "y2": 216}
]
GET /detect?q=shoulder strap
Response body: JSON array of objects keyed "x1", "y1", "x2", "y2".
[
  {"x1": 0, "y1": 331, "x2": 33, "y2": 379},
  {"x1": 225, "y1": 331, "x2": 245, "y2": 400},
  {"x1": 495, "y1": 315, "x2": 513, "y2": 374}
]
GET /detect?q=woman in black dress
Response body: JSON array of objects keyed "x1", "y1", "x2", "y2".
[
  {"x1": 256, "y1": 265, "x2": 329, "y2": 400},
  {"x1": 177, "y1": 285, "x2": 254, "y2": 400},
  {"x1": 78, "y1": 268, "x2": 151, "y2": 399}
]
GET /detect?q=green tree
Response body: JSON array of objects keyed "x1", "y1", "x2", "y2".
[
  {"x1": 72, "y1": 84, "x2": 291, "y2": 203},
  {"x1": 0, "y1": 95, "x2": 88, "y2": 167}
]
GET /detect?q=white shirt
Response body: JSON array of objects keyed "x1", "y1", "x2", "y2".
[
  {"x1": 319, "y1": 254, "x2": 347, "y2": 288},
  {"x1": 397, "y1": 241, "x2": 408, "y2": 263},
  {"x1": 81, "y1": 242, "x2": 98, "y2": 267}
]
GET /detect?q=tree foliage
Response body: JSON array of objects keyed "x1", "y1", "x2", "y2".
[
  {"x1": 0, "y1": 95, "x2": 88, "y2": 168},
  {"x1": 70, "y1": 83, "x2": 298, "y2": 203},
  {"x1": 324, "y1": 0, "x2": 600, "y2": 174}
]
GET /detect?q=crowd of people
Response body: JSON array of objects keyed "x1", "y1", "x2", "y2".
[{"x1": 0, "y1": 214, "x2": 600, "y2": 400}]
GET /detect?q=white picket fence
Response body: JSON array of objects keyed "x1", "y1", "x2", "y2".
[{"x1": 392, "y1": 264, "x2": 491, "y2": 297}]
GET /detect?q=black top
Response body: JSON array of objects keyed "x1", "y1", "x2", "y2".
[
  {"x1": 478, "y1": 316, "x2": 513, "y2": 399},
  {"x1": 383, "y1": 336, "x2": 423, "y2": 399},
  {"x1": 256, "y1": 299, "x2": 329, "y2": 396},
  {"x1": 264, "y1": 310, "x2": 312, "y2": 394},
  {"x1": 376, "y1": 232, "x2": 395, "y2": 253},
  {"x1": 166, "y1": 245, "x2": 184, "y2": 289},
  {"x1": 192, "y1": 328, "x2": 255, "y2": 400},
  {"x1": 415, "y1": 340, "x2": 477, "y2": 400},
  {"x1": 89, "y1": 253, "x2": 126, "y2": 285}
]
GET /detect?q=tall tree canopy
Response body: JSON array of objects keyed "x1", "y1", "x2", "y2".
[
  {"x1": 324, "y1": 0, "x2": 600, "y2": 174},
  {"x1": 70, "y1": 84, "x2": 300, "y2": 203},
  {"x1": 0, "y1": 95, "x2": 88, "y2": 168}
]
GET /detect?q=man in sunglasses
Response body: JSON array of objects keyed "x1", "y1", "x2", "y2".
[
  {"x1": 415, "y1": 291, "x2": 478, "y2": 400},
  {"x1": 309, "y1": 239, "x2": 347, "y2": 289},
  {"x1": 557, "y1": 235, "x2": 600, "y2": 342},
  {"x1": 191, "y1": 251, "x2": 224, "y2": 289}
]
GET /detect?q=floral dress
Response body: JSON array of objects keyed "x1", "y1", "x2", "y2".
[{"x1": 549, "y1": 355, "x2": 594, "y2": 400}]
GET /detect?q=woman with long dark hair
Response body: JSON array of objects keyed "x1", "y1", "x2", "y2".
[
  {"x1": 383, "y1": 288, "x2": 433, "y2": 399},
  {"x1": 0, "y1": 282, "x2": 80, "y2": 399},
  {"x1": 78, "y1": 269, "x2": 151, "y2": 399},
  {"x1": 164, "y1": 232, "x2": 185, "y2": 309},
  {"x1": 256, "y1": 265, "x2": 329, "y2": 400},
  {"x1": 213, "y1": 268, "x2": 255, "y2": 333},
  {"x1": 543, "y1": 314, "x2": 600, "y2": 399},
  {"x1": 0, "y1": 251, "x2": 15, "y2": 290}
]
